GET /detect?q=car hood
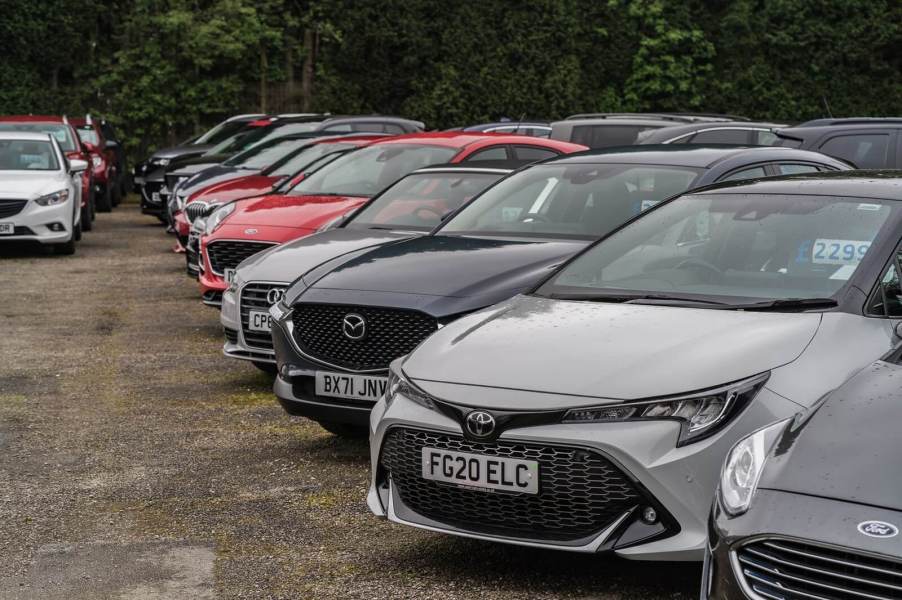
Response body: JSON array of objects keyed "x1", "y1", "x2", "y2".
[
  {"x1": 191, "y1": 174, "x2": 280, "y2": 204},
  {"x1": 759, "y1": 358, "x2": 902, "y2": 511},
  {"x1": 304, "y1": 235, "x2": 586, "y2": 305},
  {"x1": 404, "y1": 295, "x2": 821, "y2": 406},
  {"x1": 228, "y1": 194, "x2": 367, "y2": 228},
  {"x1": 0, "y1": 172, "x2": 65, "y2": 198},
  {"x1": 237, "y1": 228, "x2": 419, "y2": 284}
]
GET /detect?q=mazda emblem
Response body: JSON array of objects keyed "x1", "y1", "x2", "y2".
[
  {"x1": 465, "y1": 411, "x2": 496, "y2": 438},
  {"x1": 266, "y1": 288, "x2": 285, "y2": 305},
  {"x1": 342, "y1": 313, "x2": 367, "y2": 340}
]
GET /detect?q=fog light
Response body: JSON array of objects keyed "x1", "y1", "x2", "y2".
[
  {"x1": 641, "y1": 506, "x2": 658, "y2": 524},
  {"x1": 279, "y1": 363, "x2": 296, "y2": 380},
  {"x1": 46, "y1": 222, "x2": 65, "y2": 232}
]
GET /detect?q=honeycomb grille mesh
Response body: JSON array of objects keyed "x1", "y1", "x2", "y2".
[
  {"x1": 380, "y1": 428, "x2": 641, "y2": 541},
  {"x1": 206, "y1": 241, "x2": 274, "y2": 275}
]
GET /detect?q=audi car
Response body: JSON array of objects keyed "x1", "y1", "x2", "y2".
[
  {"x1": 269, "y1": 146, "x2": 850, "y2": 436},
  {"x1": 706, "y1": 345, "x2": 902, "y2": 599},
  {"x1": 221, "y1": 162, "x2": 521, "y2": 373},
  {"x1": 366, "y1": 172, "x2": 902, "y2": 562}
]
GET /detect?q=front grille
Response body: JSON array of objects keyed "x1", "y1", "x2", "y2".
[
  {"x1": 141, "y1": 181, "x2": 164, "y2": 204},
  {"x1": 224, "y1": 327, "x2": 239, "y2": 344},
  {"x1": 380, "y1": 428, "x2": 641, "y2": 542},
  {"x1": 206, "y1": 240, "x2": 275, "y2": 275},
  {"x1": 736, "y1": 538, "x2": 902, "y2": 600},
  {"x1": 0, "y1": 199, "x2": 27, "y2": 218},
  {"x1": 240, "y1": 283, "x2": 286, "y2": 351},
  {"x1": 291, "y1": 304, "x2": 437, "y2": 371}
]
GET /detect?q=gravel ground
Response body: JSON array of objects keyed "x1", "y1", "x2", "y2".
[{"x1": 0, "y1": 200, "x2": 700, "y2": 599}]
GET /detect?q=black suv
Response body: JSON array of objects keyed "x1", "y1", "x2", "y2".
[{"x1": 775, "y1": 118, "x2": 902, "y2": 168}]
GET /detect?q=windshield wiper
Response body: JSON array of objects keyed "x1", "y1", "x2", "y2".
[
  {"x1": 624, "y1": 294, "x2": 730, "y2": 306},
  {"x1": 727, "y1": 298, "x2": 838, "y2": 311},
  {"x1": 547, "y1": 292, "x2": 727, "y2": 305}
]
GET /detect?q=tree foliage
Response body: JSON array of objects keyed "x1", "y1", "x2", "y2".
[{"x1": 0, "y1": 0, "x2": 899, "y2": 160}]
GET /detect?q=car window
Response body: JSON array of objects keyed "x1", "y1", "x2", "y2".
[
  {"x1": 541, "y1": 193, "x2": 895, "y2": 303},
  {"x1": 776, "y1": 163, "x2": 821, "y2": 175},
  {"x1": 345, "y1": 171, "x2": 505, "y2": 231},
  {"x1": 76, "y1": 126, "x2": 100, "y2": 145},
  {"x1": 289, "y1": 144, "x2": 458, "y2": 197},
  {"x1": 718, "y1": 166, "x2": 767, "y2": 182},
  {"x1": 224, "y1": 137, "x2": 304, "y2": 170},
  {"x1": 820, "y1": 134, "x2": 890, "y2": 168},
  {"x1": 755, "y1": 130, "x2": 779, "y2": 145},
  {"x1": 195, "y1": 120, "x2": 253, "y2": 145},
  {"x1": 267, "y1": 142, "x2": 356, "y2": 177},
  {"x1": 0, "y1": 139, "x2": 60, "y2": 170},
  {"x1": 513, "y1": 145, "x2": 559, "y2": 161},
  {"x1": 690, "y1": 129, "x2": 751, "y2": 144},
  {"x1": 323, "y1": 124, "x2": 353, "y2": 133},
  {"x1": 0, "y1": 123, "x2": 76, "y2": 152},
  {"x1": 465, "y1": 146, "x2": 509, "y2": 161},
  {"x1": 570, "y1": 124, "x2": 661, "y2": 148},
  {"x1": 383, "y1": 124, "x2": 405, "y2": 134},
  {"x1": 440, "y1": 163, "x2": 701, "y2": 238},
  {"x1": 868, "y1": 249, "x2": 902, "y2": 317}
]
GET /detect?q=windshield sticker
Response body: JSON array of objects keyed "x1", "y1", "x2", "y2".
[
  {"x1": 811, "y1": 239, "x2": 871, "y2": 265},
  {"x1": 829, "y1": 264, "x2": 858, "y2": 280},
  {"x1": 857, "y1": 203, "x2": 882, "y2": 211}
]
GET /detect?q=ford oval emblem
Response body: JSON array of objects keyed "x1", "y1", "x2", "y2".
[
  {"x1": 244, "y1": 228, "x2": 258, "y2": 235},
  {"x1": 858, "y1": 521, "x2": 899, "y2": 538}
]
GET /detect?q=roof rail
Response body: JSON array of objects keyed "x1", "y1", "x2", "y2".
[
  {"x1": 225, "y1": 113, "x2": 267, "y2": 122},
  {"x1": 565, "y1": 112, "x2": 744, "y2": 123},
  {"x1": 797, "y1": 117, "x2": 902, "y2": 127}
]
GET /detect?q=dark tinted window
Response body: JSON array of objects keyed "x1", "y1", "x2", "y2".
[
  {"x1": 776, "y1": 163, "x2": 821, "y2": 175},
  {"x1": 324, "y1": 124, "x2": 353, "y2": 133},
  {"x1": 513, "y1": 145, "x2": 559, "y2": 161},
  {"x1": 571, "y1": 124, "x2": 660, "y2": 148},
  {"x1": 718, "y1": 166, "x2": 767, "y2": 182},
  {"x1": 690, "y1": 129, "x2": 751, "y2": 144},
  {"x1": 384, "y1": 124, "x2": 405, "y2": 134},
  {"x1": 819, "y1": 134, "x2": 890, "y2": 168},
  {"x1": 465, "y1": 146, "x2": 509, "y2": 161}
]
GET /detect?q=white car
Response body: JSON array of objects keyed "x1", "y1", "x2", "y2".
[{"x1": 0, "y1": 132, "x2": 87, "y2": 254}]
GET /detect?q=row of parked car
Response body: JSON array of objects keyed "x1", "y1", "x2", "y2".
[
  {"x1": 143, "y1": 112, "x2": 902, "y2": 598},
  {"x1": 0, "y1": 114, "x2": 129, "y2": 254}
]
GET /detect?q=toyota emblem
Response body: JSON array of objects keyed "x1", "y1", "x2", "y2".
[
  {"x1": 266, "y1": 288, "x2": 285, "y2": 305},
  {"x1": 342, "y1": 313, "x2": 367, "y2": 340},
  {"x1": 465, "y1": 411, "x2": 496, "y2": 438}
]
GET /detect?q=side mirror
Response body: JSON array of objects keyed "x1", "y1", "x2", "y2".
[{"x1": 69, "y1": 159, "x2": 88, "y2": 173}]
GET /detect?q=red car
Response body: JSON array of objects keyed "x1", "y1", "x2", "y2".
[
  {"x1": 70, "y1": 117, "x2": 119, "y2": 212},
  {"x1": 0, "y1": 115, "x2": 95, "y2": 230},
  {"x1": 196, "y1": 132, "x2": 586, "y2": 305}
]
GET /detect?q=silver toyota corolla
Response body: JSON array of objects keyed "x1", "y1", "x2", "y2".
[{"x1": 367, "y1": 172, "x2": 902, "y2": 561}]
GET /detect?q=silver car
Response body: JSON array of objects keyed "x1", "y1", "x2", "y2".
[{"x1": 367, "y1": 172, "x2": 902, "y2": 561}]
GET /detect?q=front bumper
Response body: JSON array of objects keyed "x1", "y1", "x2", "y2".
[
  {"x1": 140, "y1": 179, "x2": 166, "y2": 215},
  {"x1": 0, "y1": 199, "x2": 75, "y2": 244},
  {"x1": 707, "y1": 489, "x2": 902, "y2": 600},
  {"x1": 366, "y1": 386, "x2": 799, "y2": 561}
]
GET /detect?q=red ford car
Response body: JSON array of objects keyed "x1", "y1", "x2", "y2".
[
  {"x1": 70, "y1": 116, "x2": 120, "y2": 212},
  {"x1": 195, "y1": 132, "x2": 586, "y2": 305},
  {"x1": 0, "y1": 115, "x2": 96, "y2": 230}
]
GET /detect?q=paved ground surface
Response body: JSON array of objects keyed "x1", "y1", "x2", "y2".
[{"x1": 0, "y1": 200, "x2": 700, "y2": 599}]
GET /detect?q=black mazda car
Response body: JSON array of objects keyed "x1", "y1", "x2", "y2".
[
  {"x1": 706, "y1": 345, "x2": 902, "y2": 600},
  {"x1": 270, "y1": 145, "x2": 851, "y2": 435}
]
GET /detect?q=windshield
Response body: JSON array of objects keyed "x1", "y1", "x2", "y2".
[
  {"x1": 439, "y1": 162, "x2": 701, "y2": 238},
  {"x1": 195, "y1": 119, "x2": 254, "y2": 145},
  {"x1": 209, "y1": 122, "x2": 321, "y2": 156},
  {"x1": 346, "y1": 171, "x2": 506, "y2": 231},
  {"x1": 538, "y1": 193, "x2": 895, "y2": 304},
  {"x1": 267, "y1": 142, "x2": 356, "y2": 177},
  {"x1": 223, "y1": 137, "x2": 305, "y2": 169},
  {"x1": 0, "y1": 123, "x2": 75, "y2": 152},
  {"x1": 76, "y1": 126, "x2": 99, "y2": 145},
  {"x1": 0, "y1": 139, "x2": 60, "y2": 170},
  {"x1": 290, "y1": 144, "x2": 458, "y2": 197}
]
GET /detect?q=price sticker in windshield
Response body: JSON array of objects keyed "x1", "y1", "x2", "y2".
[{"x1": 811, "y1": 239, "x2": 871, "y2": 265}]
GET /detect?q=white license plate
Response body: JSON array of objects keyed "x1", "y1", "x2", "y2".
[
  {"x1": 421, "y1": 448, "x2": 539, "y2": 494},
  {"x1": 248, "y1": 310, "x2": 272, "y2": 332},
  {"x1": 0, "y1": 223, "x2": 13, "y2": 236},
  {"x1": 315, "y1": 372, "x2": 387, "y2": 402},
  {"x1": 151, "y1": 192, "x2": 160, "y2": 203}
]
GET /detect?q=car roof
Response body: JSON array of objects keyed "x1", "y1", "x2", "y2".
[
  {"x1": 545, "y1": 144, "x2": 839, "y2": 168},
  {"x1": 564, "y1": 112, "x2": 743, "y2": 122},
  {"x1": 778, "y1": 121, "x2": 902, "y2": 139},
  {"x1": 0, "y1": 131, "x2": 55, "y2": 142},
  {"x1": 638, "y1": 121, "x2": 789, "y2": 142},
  {"x1": 692, "y1": 170, "x2": 902, "y2": 200},
  {"x1": 412, "y1": 160, "x2": 523, "y2": 174},
  {"x1": 0, "y1": 115, "x2": 66, "y2": 124},
  {"x1": 555, "y1": 116, "x2": 686, "y2": 127},
  {"x1": 459, "y1": 121, "x2": 551, "y2": 131},
  {"x1": 361, "y1": 131, "x2": 532, "y2": 149}
]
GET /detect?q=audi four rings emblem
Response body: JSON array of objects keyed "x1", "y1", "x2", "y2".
[
  {"x1": 466, "y1": 411, "x2": 496, "y2": 437},
  {"x1": 266, "y1": 288, "x2": 285, "y2": 305},
  {"x1": 342, "y1": 313, "x2": 367, "y2": 340}
]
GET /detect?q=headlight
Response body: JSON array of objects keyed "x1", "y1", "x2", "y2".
[
  {"x1": 91, "y1": 155, "x2": 103, "y2": 168},
  {"x1": 562, "y1": 372, "x2": 769, "y2": 445},
  {"x1": 34, "y1": 190, "x2": 70, "y2": 206},
  {"x1": 719, "y1": 419, "x2": 790, "y2": 516},
  {"x1": 190, "y1": 217, "x2": 206, "y2": 235},
  {"x1": 205, "y1": 202, "x2": 235, "y2": 234},
  {"x1": 385, "y1": 364, "x2": 435, "y2": 410}
]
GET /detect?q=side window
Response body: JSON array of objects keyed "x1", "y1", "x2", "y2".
[
  {"x1": 571, "y1": 124, "x2": 655, "y2": 148},
  {"x1": 718, "y1": 166, "x2": 767, "y2": 182},
  {"x1": 513, "y1": 145, "x2": 559, "y2": 161},
  {"x1": 383, "y1": 124, "x2": 404, "y2": 134},
  {"x1": 324, "y1": 123, "x2": 354, "y2": 133},
  {"x1": 690, "y1": 129, "x2": 751, "y2": 145},
  {"x1": 776, "y1": 163, "x2": 821, "y2": 175},
  {"x1": 755, "y1": 130, "x2": 779, "y2": 145},
  {"x1": 464, "y1": 146, "x2": 509, "y2": 161},
  {"x1": 867, "y1": 250, "x2": 902, "y2": 317},
  {"x1": 820, "y1": 134, "x2": 890, "y2": 168}
]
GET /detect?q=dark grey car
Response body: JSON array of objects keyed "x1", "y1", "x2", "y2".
[{"x1": 776, "y1": 117, "x2": 902, "y2": 168}]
